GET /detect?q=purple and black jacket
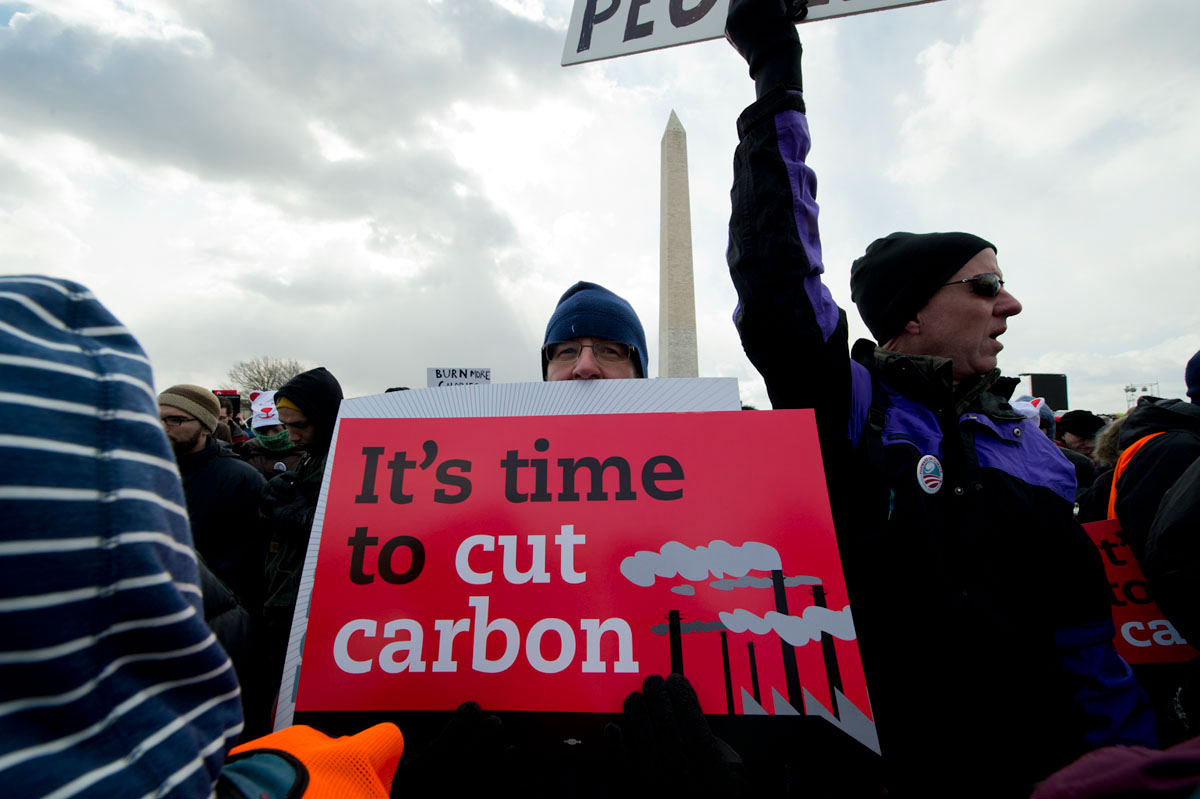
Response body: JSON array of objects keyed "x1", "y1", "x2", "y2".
[{"x1": 727, "y1": 88, "x2": 1155, "y2": 794}]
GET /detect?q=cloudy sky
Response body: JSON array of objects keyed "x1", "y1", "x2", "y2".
[{"x1": 3, "y1": 0, "x2": 1197, "y2": 412}]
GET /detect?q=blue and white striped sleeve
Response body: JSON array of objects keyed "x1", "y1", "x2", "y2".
[{"x1": 0, "y1": 276, "x2": 244, "y2": 798}]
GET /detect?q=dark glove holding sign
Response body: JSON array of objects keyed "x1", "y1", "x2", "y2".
[
  {"x1": 725, "y1": 0, "x2": 808, "y2": 99},
  {"x1": 603, "y1": 674, "x2": 744, "y2": 799}
]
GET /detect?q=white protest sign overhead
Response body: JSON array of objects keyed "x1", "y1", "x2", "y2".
[
  {"x1": 427, "y1": 367, "x2": 492, "y2": 388},
  {"x1": 562, "y1": 0, "x2": 943, "y2": 66}
]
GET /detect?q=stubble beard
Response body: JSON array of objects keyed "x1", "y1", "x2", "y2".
[{"x1": 172, "y1": 428, "x2": 206, "y2": 458}]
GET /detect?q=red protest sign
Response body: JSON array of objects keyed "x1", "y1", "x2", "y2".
[
  {"x1": 294, "y1": 409, "x2": 873, "y2": 744},
  {"x1": 1082, "y1": 518, "x2": 1197, "y2": 664}
]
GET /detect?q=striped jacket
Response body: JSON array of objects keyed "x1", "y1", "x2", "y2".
[{"x1": 0, "y1": 276, "x2": 243, "y2": 797}]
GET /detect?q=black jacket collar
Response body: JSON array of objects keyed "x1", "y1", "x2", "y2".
[{"x1": 852, "y1": 339, "x2": 1022, "y2": 419}]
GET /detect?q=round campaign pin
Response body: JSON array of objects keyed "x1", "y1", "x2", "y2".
[{"x1": 917, "y1": 454, "x2": 943, "y2": 494}]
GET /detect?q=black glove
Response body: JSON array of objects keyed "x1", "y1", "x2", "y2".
[
  {"x1": 725, "y1": 0, "x2": 808, "y2": 99},
  {"x1": 391, "y1": 702, "x2": 513, "y2": 797},
  {"x1": 603, "y1": 674, "x2": 743, "y2": 799}
]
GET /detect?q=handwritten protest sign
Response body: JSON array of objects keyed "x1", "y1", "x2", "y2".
[
  {"x1": 426, "y1": 367, "x2": 491, "y2": 387},
  {"x1": 285, "y1": 385, "x2": 875, "y2": 752},
  {"x1": 562, "y1": 0, "x2": 944, "y2": 66},
  {"x1": 1083, "y1": 518, "x2": 1197, "y2": 664}
]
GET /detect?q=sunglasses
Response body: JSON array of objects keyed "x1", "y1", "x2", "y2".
[{"x1": 942, "y1": 272, "x2": 1005, "y2": 297}]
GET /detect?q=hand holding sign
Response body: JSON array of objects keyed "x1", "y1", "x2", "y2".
[
  {"x1": 393, "y1": 701, "x2": 514, "y2": 794},
  {"x1": 603, "y1": 674, "x2": 742, "y2": 799},
  {"x1": 725, "y1": 0, "x2": 807, "y2": 99}
]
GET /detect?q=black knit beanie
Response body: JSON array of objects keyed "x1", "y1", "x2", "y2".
[
  {"x1": 1186, "y1": 349, "x2": 1200, "y2": 405},
  {"x1": 1058, "y1": 410, "x2": 1106, "y2": 439},
  {"x1": 849, "y1": 232, "x2": 997, "y2": 343}
]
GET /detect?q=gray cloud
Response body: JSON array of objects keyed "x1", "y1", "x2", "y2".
[
  {"x1": 0, "y1": 2, "x2": 572, "y2": 179},
  {"x1": 0, "y1": 2, "x2": 534, "y2": 265},
  {"x1": 620, "y1": 540, "x2": 782, "y2": 588},
  {"x1": 719, "y1": 606, "x2": 856, "y2": 647},
  {"x1": 0, "y1": 1, "x2": 573, "y2": 396}
]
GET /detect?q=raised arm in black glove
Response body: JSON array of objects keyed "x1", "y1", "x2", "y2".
[{"x1": 725, "y1": 0, "x2": 808, "y2": 99}]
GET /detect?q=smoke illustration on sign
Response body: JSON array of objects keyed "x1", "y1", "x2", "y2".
[{"x1": 622, "y1": 538, "x2": 879, "y2": 754}]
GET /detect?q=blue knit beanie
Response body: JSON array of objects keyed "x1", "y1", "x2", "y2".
[
  {"x1": 1186, "y1": 349, "x2": 1200, "y2": 404},
  {"x1": 542, "y1": 281, "x2": 649, "y2": 379}
]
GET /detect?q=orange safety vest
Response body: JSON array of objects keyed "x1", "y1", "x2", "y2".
[
  {"x1": 228, "y1": 723, "x2": 405, "y2": 798},
  {"x1": 1106, "y1": 431, "x2": 1165, "y2": 521}
]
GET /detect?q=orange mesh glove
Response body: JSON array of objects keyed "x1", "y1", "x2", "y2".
[{"x1": 223, "y1": 723, "x2": 404, "y2": 798}]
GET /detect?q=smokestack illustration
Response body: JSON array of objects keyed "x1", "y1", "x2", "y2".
[
  {"x1": 668, "y1": 610, "x2": 684, "y2": 675},
  {"x1": 720, "y1": 631, "x2": 734, "y2": 715},
  {"x1": 747, "y1": 642, "x2": 761, "y2": 704},
  {"x1": 771, "y1": 569, "x2": 804, "y2": 711},
  {"x1": 812, "y1": 584, "x2": 844, "y2": 719}
]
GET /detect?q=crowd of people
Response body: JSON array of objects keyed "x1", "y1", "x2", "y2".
[{"x1": 3, "y1": 0, "x2": 1200, "y2": 796}]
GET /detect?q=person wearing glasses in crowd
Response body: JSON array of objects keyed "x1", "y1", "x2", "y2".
[
  {"x1": 723, "y1": 0, "x2": 1153, "y2": 794},
  {"x1": 159, "y1": 384, "x2": 266, "y2": 612},
  {"x1": 541, "y1": 281, "x2": 649, "y2": 381}
]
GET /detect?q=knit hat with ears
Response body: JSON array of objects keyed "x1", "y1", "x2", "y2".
[{"x1": 249, "y1": 391, "x2": 283, "y2": 430}]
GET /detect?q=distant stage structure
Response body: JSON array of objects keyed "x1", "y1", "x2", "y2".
[{"x1": 659, "y1": 110, "x2": 699, "y2": 378}]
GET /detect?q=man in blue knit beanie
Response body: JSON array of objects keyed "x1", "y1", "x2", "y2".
[{"x1": 542, "y1": 281, "x2": 649, "y2": 380}]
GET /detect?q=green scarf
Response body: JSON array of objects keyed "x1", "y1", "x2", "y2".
[{"x1": 258, "y1": 429, "x2": 293, "y2": 452}]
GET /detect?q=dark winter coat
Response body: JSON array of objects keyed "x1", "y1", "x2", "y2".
[
  {"x1": 261, "y1": 451, "x2": 329, "y2": 633},
  {"x1": 259, "y1": 367, "x2": 342, "y2": 703},
  {"x1": 178, "y1": 435, "x2": 268, "y2": 609},
  {"x1": 1114, "y1": 398, "x2": 1200, "y2": 563},
  {"x1": 727, "y1": 87, "x2": 1154, "y2": 795},
  {"x1": 1111, "y1": 397, "x2": 1200, "y2": 648},
  {"x1": 238, "y1": 435, "x2": 306, "y2": 480},
  {"x1": 1077, "y1": 468, "x2": 1115, "y2": 524},
  {"x1": 197, "y1": 555, "x2": 254, "y2": 730},
  {"x1": 1145, "y1": 455, "x2": 1200, "y2": 644},
  {"x1": 1060, "y1": 443, "x2": 1098, "y2": 500}
]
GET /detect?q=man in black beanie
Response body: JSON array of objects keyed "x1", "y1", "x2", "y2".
[
  {"x1": 1057, "y1": 409, "x2": 1108, "y2": 460},
  {"x1": 848, "y1": 231, "x2": 1020, "y2": 383},
  {"x1": 724, "y1": 0, "x2": 1153, "y2": 794}
]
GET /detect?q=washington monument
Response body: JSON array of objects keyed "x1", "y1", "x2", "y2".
[{"x1": 659, "y1": 110, "x2": 699, "y2": 378}]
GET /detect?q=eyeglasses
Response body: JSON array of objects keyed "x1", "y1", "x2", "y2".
[
  {"x1": 543, "y1": 340, "x2": 634, "y2": 365},
  {"x1": 161, "y1": 415, "x2": 199, "y2": 427},
  {"x1": 942, "y1": 273, "x2": 1005, "y2": 297}
]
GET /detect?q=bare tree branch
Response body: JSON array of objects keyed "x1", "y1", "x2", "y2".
[{"x1": 227, "y1": 357, "x2": 308, "y2": 394}]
